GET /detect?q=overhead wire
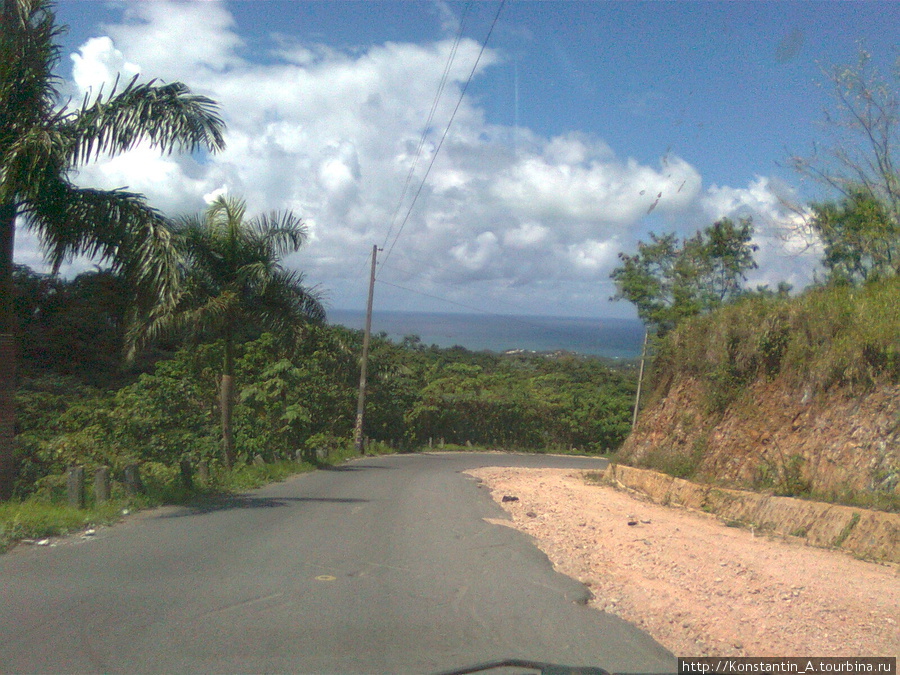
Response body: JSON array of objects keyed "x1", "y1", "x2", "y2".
[
  {"x1": 380, "y1": 3, "x2": 471, "y2": 252},
  {"x1": 354, "y1": 0, "x2": 545, "y2": 330},
  {"x1": 376, "y1": 279, "x2": 609, "y2": 344},
  {"x1": 377, "y1": 279, "x2": 497, "y2": 316},
  {"x1": 379, "y1": 0, "x2": 506, "y2": 270},
  {"x1": 376, "y1": 254, "x2": 544, "y2": 319}
]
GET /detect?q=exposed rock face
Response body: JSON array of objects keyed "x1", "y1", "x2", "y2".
[{"x1": 618, "y1": 377, "x2": 900, "y2": 503}]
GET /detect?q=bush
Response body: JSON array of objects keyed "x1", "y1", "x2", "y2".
[
  {"x1": 651, "y1": 278, "x2": 900, "y2": 403},
  {"x1": 12, "y1": 326, "x2": 638, "y2": 499}
]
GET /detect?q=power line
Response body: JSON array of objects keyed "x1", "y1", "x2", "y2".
[
  {"x1": 375, "y1": 278, "x2": 592, "y2": 339},
  {"x1": 380, "y1": 0, "x2": 506, "y2": 270},
  {"x1": 377, "y1": 256, "x2": 544, "y2": 319},
  {"x1": 377, "y1": 279, "x2": 491, "y2": 315},
  {"x1": 350, "y1": 245, "x2": 376, "y2": 282},
  {"x1": 381, "y1": 3, "x2": 471, "y2": 252}
]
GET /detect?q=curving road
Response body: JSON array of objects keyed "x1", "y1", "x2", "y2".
[{"x1": 0, "y1": 453, "x2": 676, "y2": 674}]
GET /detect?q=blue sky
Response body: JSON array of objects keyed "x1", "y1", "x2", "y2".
[{"x1": 15, "y1": 1, "x2": 900, "y2": 319}]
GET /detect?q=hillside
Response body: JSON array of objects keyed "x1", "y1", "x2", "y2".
[{"x1": 616, "y1": 279, "x2": 900, "y2": 512}]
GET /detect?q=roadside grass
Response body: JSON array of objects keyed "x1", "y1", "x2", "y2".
[
  {"x1": 0, "y1": 499, "x2": 128, "y2": 552},
  {"x1": 653, "y1": 277, "x2": 900, "y2": 407},
  {"x1": 1, "y1": 436, "x2": 397, "y2": 554},
  {"x1": 220, "y1": 459, "x2": 316, "y2": 492},
  {"x1": 0, "y1": 459, "x2": 320, "y2": 554}
]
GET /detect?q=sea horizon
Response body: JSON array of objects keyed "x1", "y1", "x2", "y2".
[{"x1": 327, "y1": 309, "x2": 645, "y2": 359}]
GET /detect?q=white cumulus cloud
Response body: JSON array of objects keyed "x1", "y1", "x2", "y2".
[
  {"x1": 701, "y1": 177, "x2": 822, "y2": 290},
  {"x1": 12, "y1": 1, "x2": 817, "y2": 316},
  {"x1": 493, "y1": 139, "x2": 702, "y2": 231},
  {"x1": 70, "y1": 37, "x2": 140, "y2": 94}
]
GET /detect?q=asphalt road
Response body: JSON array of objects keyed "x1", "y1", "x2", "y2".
[{"x1": 0, "y1": 452, "x2": 676, "y2": 674}]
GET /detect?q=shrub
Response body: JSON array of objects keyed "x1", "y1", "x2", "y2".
[{"x1": 650, "y1": 278, "x2": 900, "y2": 404}]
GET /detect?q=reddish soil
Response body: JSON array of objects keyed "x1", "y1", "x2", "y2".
[{"x1": 467, "y1": 467, "x2": 900, "y2": 658}]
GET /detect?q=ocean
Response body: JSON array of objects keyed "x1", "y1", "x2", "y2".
[{"x1": 327, "y1": 309, "x2": 645, "y2": 359}]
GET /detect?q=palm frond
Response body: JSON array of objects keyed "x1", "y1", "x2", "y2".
[
  {"x1": 249, "y1": 210, "x2": 308, "y2": 258},
  {"x1": 63, "y1": 75, "x2": 226, "y2": 164},
  {"x1": 173, "y1": 214, "x2": 224, "y2": 276},
  {"x1": 123, "y1": 294, "x2": 183, "y2": 362},
  {"x1": 125, "y1": 287, "x2": 238, "y2": 360},
  {"x1": 233, "y1": 259, "x2": 275, "y2": 289},
  {"x1": 21, "y1": 175, "x2": 182, "y2": 312},
  {"x1": 258, "y1": 268, "x2": 327, "y2": 325},
  {"x1": 0, "y1": 124, "x2": 68, "y2": 204},
  {"x1": 135, "y1": 195, "x2": 323, "y2": 359},
  {"x1": 206, "y1": 194, "x2": 246, "y2": 231},
  {"x1": 180, "y1": 291, "x2": 237, "y2": 332},
  {"x1": 1, "y1": 0, "x2": 65, "y2": 197},
  {"x1": 0, "y1": 0, "x2": 63, "y2": 120},
  {"x1": 22, "y1": 175, "x2": 159, "y2": 263}
]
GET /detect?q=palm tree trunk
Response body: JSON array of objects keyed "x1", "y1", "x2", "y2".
[
  {"x1": 220, "y1": 335, "x2": 235, "y2": 469},
  {"x1": 0, "y1": 203, "x2": 18, "y2": 500}
]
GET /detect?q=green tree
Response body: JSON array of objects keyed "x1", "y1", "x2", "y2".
[
  {"x1": 0, "y1": 0, "x2": 226, "y2": 499},
  {"x1": 610, "y1": 218, "x2": 758, "y2": 335},
  {"x1": 809, "y1": 188, "x2": 899, "y2": 284},
  {"x1": 132, "y1": 195, "x2": 326, "y2": 468},
  {"x1": 236, "y1": 331, "x2": 355, "y2": 462},
  {"x1": 13, "y1": 265, "x2": 133, "y2": 380},
  {"x1": 701, "y1": 218, "x2": 760, "y2": 302},
  {"x1": 110, "y1": 346, "x2": 219, "y2": 468}
]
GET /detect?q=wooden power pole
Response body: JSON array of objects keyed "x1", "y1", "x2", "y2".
[{"x1": 354, "y1": 245, "x2": 379, "y2": 454}]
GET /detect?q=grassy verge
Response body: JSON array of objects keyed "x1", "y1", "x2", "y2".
[
  {"x1": 0, "y1": 499, "x2": 129, "y2": 552},
  {"x1": 0, "y1": 435, "x2": 407, "y2": 554},
  {"x1": 0, "y1": 458, "x2": 321, "y2": 554},
  {"x1": 653, "y1": 277, "x2": 900, "y2": 404}
]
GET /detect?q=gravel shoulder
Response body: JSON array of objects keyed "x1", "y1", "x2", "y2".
[{"x1": 467, "y1": 467, "x2": 899, "y2": 658}]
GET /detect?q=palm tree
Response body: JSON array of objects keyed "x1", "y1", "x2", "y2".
[
  {"x1": 0, "y1": 0, "x2": 226, "y2": 498},
  {"x1": 131, "y1": 195, "x2": 326, "y2": 468}
]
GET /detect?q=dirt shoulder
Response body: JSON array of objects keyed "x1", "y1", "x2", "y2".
[{"x1": 467, "y1": 467, "x2": 899, "y2": 658}]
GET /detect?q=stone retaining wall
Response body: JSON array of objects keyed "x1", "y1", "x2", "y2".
[{"x1": 600, "y1": 464, "x2": 900, "y2": 563}]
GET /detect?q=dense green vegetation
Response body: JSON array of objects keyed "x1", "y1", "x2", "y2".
[
  {"x1": 810, "y1": 189, "x2": 900, "y2": 286},
  {"x1": 1, "y1": 0, "x2": 226, "y2": 499},
  {"x1": 648, "y1": 277, "x2": 900, "y2": 410},
  {"x1": 9, "y1": 263, "x2": 636, "y2": 500},
  {"x1": 2, "y1": 258, "x2": 638, "y2": 548},
  {"x1": 129, "y1": 194, "x2": 326, "y2": 468}
]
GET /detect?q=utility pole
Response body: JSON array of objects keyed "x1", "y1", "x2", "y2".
[
  {"x1": 632, "y1": 329, "x2": 649, "y2": 428},
  {"x1": 354, "y1": 245, "x2": 379, "y2": 454}
]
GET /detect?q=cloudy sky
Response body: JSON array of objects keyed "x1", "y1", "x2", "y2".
[{"x1": 14, "y1": 1, "x2": 900, "y2": 319}]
